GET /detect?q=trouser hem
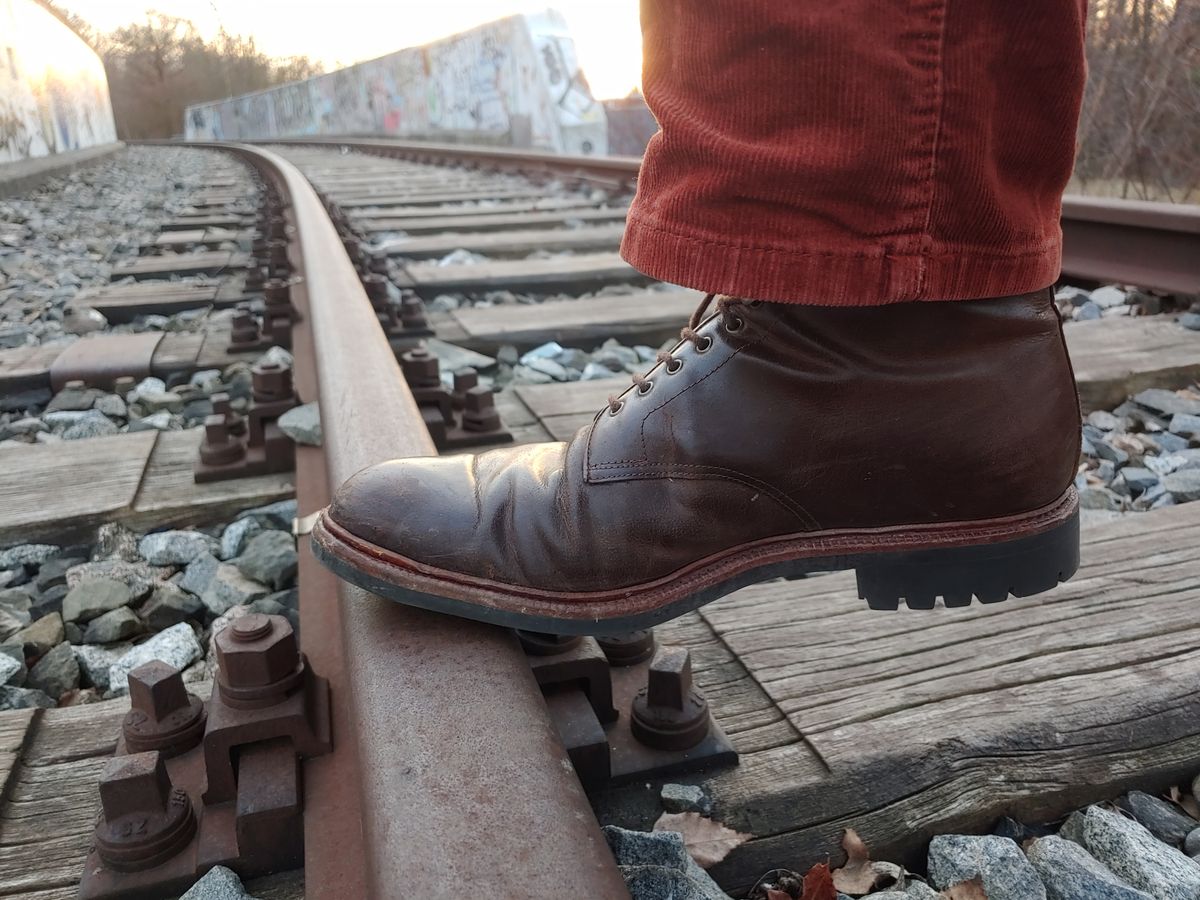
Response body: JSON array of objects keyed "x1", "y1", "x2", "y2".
[{"x1": 620, "y1": 213, "x2": 1063, "y2": 305}]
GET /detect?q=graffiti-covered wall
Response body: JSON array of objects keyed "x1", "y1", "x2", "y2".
[
  {"x1": 0, "y1": 0, "x2": 118, "y2": 163},
  {"x1": 185, "y1": 10, "x2": 607, "y2": 156}
]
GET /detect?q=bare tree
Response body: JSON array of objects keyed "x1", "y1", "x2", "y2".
[
  {"x1": 96, "y1": 12, "x2": 323, "y2": 139},
  {"x1": 1075, "y1": 0, "x2": 1200, "y2": 202}
]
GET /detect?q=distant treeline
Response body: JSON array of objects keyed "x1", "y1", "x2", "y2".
[
  {"x1": 1075, "y1": 0, "x2": 1200, "y2": 202},
  {"x1": 42, "y1": 4, "x2": 322, "y2": 140}
]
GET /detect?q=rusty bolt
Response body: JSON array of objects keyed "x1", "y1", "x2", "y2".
[
  {"x1": 596, "y1": 630, "x2": 656, "y2": 667},
  {"x1": 400, "y1": 347, "x2": 441, "y2": 389},
  {"x1": 94, "y1": 750, "x2": 196, "y2": 872},
  {"x1": 630, "y1": 646, "x2": 710, "y2": 751},
  {"x1": 200, "y1": 414, "x2": 245, "y2": 466},
  {"x1": 214, "y1": 613, "x2": 304, "y2": 709},
  {"x1": 400, "y1": 297, "x2": 429, "y2": 331},
  {"x1": 264, "y1": 278, "x2": 291, "y2": 305},
  {"x1": 123, "y1": 660, "x2": 206, "y2": 757},
  {"x1": 517, "y1": 631, "x2": 584, "y2": 656},
  {"x1": 461, "y1": 386, "x2": 501, "y2": 433},
  {"x1": 453, "y1": 368, "x2": 479, "y2": 393},
  {"x1": 362, "y1": 273, "x2": 389, "y2": 304},
  {"x1": 113, "y1": 376, "x2": 135, "y2": 398},
  {"x1": 266, "y1": 239, "x2": 289, "y2": 269},
  {"x1": 211, "y1": 392, "x2": 245, "y2": 436},
  {"x1": 451, "y1": 368, "x2": 478, "y2": 411},
  {"x1": 251, "y1": 360, "x2": 294, "y2": 403},
  {"x1": 231, "y1": 309, "x2": 261, "y2": 345}
]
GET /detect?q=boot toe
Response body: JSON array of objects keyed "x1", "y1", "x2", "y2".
[{"x1": 326, "y1": 454, "x2": 479, "y2": 567}]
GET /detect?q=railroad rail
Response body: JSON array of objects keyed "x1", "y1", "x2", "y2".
[
  {"x1": 201, "y1": 142, "x2": 630, "y2": 898},
  {"x1": 265, "y1": 135, "x2": 1200, "y2": 298}
]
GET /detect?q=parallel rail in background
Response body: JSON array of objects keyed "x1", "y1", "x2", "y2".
[
  {"x1": 205, "y1": 142, "x2": 629, "y2": 899},
  {"x1": 263, "y1": 135, "x2": 1200, "y2": 297}
]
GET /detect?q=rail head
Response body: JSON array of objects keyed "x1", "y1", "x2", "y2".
[{"x1": 202, "y1": 141, "x2": 628, "y2": 898}]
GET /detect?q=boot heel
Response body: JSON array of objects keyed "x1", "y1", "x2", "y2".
[{"x1": 854, "y1": 509, "x2": 1080, "y2": 610}]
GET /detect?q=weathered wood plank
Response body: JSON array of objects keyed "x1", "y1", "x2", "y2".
[
  {"x1": 404, "y1": 251, "x2": 646, "y2": 297},
  {"x1": 0, "y1": 344, "x2": 63, "y2": 393},
  {"x1": 380, "y1": 223, "x2": 626, "y2": 260},
  {"x1": 79, "y1": 282, "x2": 222, "y2": 324},
  {"x1": 359, "y1": 206, "x2": 627, "y2": 235},
  {"x1": 129, "y1": 428, "x2": 293, "y2": 527},
  {"x1": 162, "y1": 214, "x2": 245, "y2": 231},
  {"x1": 337, "y1": 188, "x2": 560, "y2": 208},
  {"x1": 594, "y1": 501, "x2": 1200, "y2": 893},
  {"x1": 150, "y1": 330, "x2": 206, "y2": 372},
  {"x1": 110, "y1": 251, "x2": 248, "y2": 281},
  {"x1": 1068, "y1": 317, "x2": 1200, "y2": 410},
  {"x1": 449, "y1": 289, "x2": 700, "y2": 353},
  {"x1": 0, "y1": 431, "x2": 157, "y2": 544},
  {"x1": 349, "y1": 195, "x2": 614, "y2": 222}
]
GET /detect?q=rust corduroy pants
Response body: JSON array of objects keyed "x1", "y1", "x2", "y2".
[{"x1": 620, "y1": 0, "x2": 1089, "y2": 305}]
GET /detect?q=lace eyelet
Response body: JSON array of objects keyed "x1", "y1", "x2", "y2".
[
  {"x1": 608, "y1": 400, "x2": 624, "y2": 416},
  {"x1": 695, "y1": 335, "x2": 713, "y2": 353},
  {"x1": 725, "y1": 316, "x2": 745, "y2": 334},
  {"x1": 666, "y1": 358, "x2": 683, "y2": 374},
  {"x1": 638, "y1": 380, "x2": 654, "y2": 395}
]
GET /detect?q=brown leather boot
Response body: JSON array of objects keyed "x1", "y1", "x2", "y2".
[{"x1": 312, "y1": 289, "x2": 1081, "y2": 634}]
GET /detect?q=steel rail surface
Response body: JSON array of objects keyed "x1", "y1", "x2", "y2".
[
  {"x1": 206, "y1": 141, "x2": 629, "y2": 899},
  {"x1": 261, "y1": 136, "x2": 1200, "y2": 296}
]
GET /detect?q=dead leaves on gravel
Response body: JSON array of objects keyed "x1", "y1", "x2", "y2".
[
  {"x1": 749, "y1": 829, "x2": 988, "y2": 900},
  {"x1": 831, "y1": 829, "x2": 905, "y2": 894}
]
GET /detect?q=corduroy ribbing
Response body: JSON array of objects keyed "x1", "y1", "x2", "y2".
[{"x1": 621, "y1": 0, "x2": 1088, "y2": 305}]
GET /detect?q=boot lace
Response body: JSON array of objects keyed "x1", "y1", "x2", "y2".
[{"x1": 606, "y1": 294, "x2": 751, "y2": 415}]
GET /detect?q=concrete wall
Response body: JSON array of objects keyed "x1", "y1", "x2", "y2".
[
  {"x1": 185, "y1": 10, "x2": 607, "y2": 156},
  {"x1": 0, "y1": 0, "x2": 117, "y2": 164}
]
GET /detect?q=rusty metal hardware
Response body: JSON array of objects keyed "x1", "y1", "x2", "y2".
[
  {"x1": 399, "y1": 346, "x2": 513, "y2": 451},
  {"x1": 94, "y1": 751, "x2": 197, "y2": 873},
  {"x1": 199, "y1": 414, "x2": 245, "y2": 466},
  {"x1": 195, "y1": 359, "x2": 297, "y2": 482},
  {"x1": 517, "y1": 630, "x2": 582, "y2": 655},
  {"x1": 631, "y1": 647, "x2": 711, "y2": 751},
  {"x1": 124, "y1": 660, "x2": 207, "y2": 757},
  {"x1": 597, "y1": 630, "x2": 656, "y2": 667},
  {"x1": 523, "y1": 635, "x2": 617, "y2": 726},
  {"x1": 213, "y1": 393, "x2": 246, "y2": 437},
  {"x1": 79, "y1": 614, "x2": 331, "y2": 900},
  {"x1": 228, "y1": 296, "x2": 294, "y2": 354},
  {"x1": 451, "y1": 368, "x2": 477, "y2": 410},
  {"x1": 525, "y1": 634, "x2": 738, "y2": 787}
]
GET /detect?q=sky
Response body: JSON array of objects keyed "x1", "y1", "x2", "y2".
[{"x1": 57, "y1": 0, "x2": 645, "y2": 99}]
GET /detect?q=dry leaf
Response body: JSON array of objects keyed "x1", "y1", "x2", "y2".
[
  {"x1": 800, "y1": 863, "x2": 837, "y2": 900},
  {"x1": 1168, "y1": 785, "x2": 1200, "y2": 820},
  {"x1": 831, "y1": 828, "x2": 903, "y2": 895},
  {"x1": 652, "y1": 812, "x2": 750, "y2": 868},
  {"x1": 941, "y1": 876, "x2": 988, "y2": 900}
]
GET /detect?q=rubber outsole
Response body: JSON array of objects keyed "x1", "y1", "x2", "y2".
[{"x1": 310, "y1": 487, "x2": 1081, "y2": 636}]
